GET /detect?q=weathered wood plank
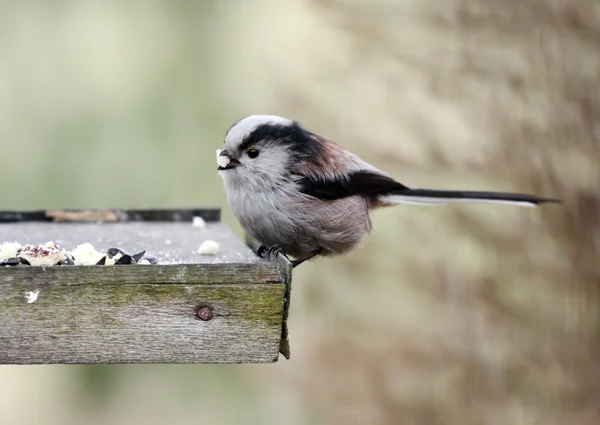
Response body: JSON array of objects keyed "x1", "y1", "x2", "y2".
[
  {"x1": 0, "y1": 263, "x2": 280, "y2": 286},
  {"x1": 0, "y1": 211, "x2": 291, "y2": 364},
  {"x1": 245, "y1": 234, "x2": 293, "y2": 360},
  {"x1": 0, "y1": 282, "x2": 285, "y2": 364}
]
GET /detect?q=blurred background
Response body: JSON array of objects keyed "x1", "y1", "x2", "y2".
[{"x1": 1, "y1": 1, "x2": 599, "y2": 424}]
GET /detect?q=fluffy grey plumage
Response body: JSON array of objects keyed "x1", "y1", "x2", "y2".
[{"x1": 217, "y1": 115, "x2": 560, "y2": 267}]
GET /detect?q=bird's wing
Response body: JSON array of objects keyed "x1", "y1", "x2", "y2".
[
  {"x1": 295, "y1": 169, "x2": 407, "y2": 201},
  {"x1": 292, "y1": 132, "x2": 407, "y2": 201}
]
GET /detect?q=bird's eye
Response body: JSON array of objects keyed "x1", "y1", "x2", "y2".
[{"x1": 247, "y1": 148, "x2": 259, "y2": 159}]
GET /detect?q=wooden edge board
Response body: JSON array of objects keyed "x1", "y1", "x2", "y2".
[
  {"x1": 0, "y1": 263, "x2": 281, "y2": 286},
  {"x1": 245, "y1": 233, "x2": 293, "y2": 360},
  {"x1": 0, "y1": 208, "x2": 221, "y2": 223}
]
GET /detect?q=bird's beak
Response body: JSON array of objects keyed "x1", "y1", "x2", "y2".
[{"x1": 217, "y1": 149, "x2": 241, "y2": 170}]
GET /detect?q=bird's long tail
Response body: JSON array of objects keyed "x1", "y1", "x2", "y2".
[{"x1": 379, "y1": 188, "x2": 560, "y2": 208}]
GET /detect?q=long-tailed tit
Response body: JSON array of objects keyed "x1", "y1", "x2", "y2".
[{"x1": 217, "y1": 115, "x2": 560, "y2": 267}]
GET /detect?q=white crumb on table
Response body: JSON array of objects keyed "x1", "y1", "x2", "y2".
[
  {"x1": 192, "y1": 216, "x2": 206, "y2": 229},
  {"x1": 138, "y1": 259, "x2": 151, "y2": 265},
  {"x1": 25, "y1": 290, "x2": 39, "y2": 303},
  {"x1": 18, "y1": 242, "x2": 68, "y2": 266},
  {"x1": 0, "y1": 241, "x2": 22, "y2": 262},
  {"x1": 198, "y1": 240, "x2": 220, "y2": 255},
  {"x1": 70, "y1": 243, "x2": 104, "y2": 266}
]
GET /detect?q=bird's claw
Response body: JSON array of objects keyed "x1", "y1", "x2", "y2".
[
  {"x1": 267, "y1": 245, "x2": 283, "y2": 259},
  {"x1": 257, "y1": 244, "x2": 268, "y2": 258},
  {"x1": 258, "y1": 244, "x2": 283, "y2": 262}
]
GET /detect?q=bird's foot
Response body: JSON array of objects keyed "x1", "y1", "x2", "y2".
[
  {"x1": 290, "y1": 248, "x2": 323, "y2": 268},
  {"x1": 258, "y1": 244, "x2": 284, "y2": 262},
  {"x1": 258, "y1": 245, "x2": 323, "y2": 268}
]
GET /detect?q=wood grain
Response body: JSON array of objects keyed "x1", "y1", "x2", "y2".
[
  {"x1": 245, "y1": 233, "x2": 293, "y2": 359},
  {"x1": 0, "y1": 263, "x2": 280, "y2": 286},
  {"x1": 0, "y1": 281, "x2": 285, "y2": 364}
]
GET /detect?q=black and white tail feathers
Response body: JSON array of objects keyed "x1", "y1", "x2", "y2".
[
  {"x1": 379, "y1": 188, "x2": 560, "y2": 207},
  {"x1": 296, "y1": 169, "x2": 560, "y2": 208}
]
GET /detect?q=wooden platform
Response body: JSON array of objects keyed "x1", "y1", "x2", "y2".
[{"x1": 0, "y1": 209, "x2": 292, "y2": 364}]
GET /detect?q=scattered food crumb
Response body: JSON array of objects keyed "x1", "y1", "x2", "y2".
[
  {"x1": 17, "y1": 242, "x2": 69, "y2": 266},
  {"x1": 0, "y1": 241, "x2": 23, "y2": 262},
  {"x1": 142, "y1": 254, "x2": 159, "y2": 264},
  {"x1": 0, "y1": 241, "x2": 159, "y2": 267},
  {"x1": 192, "y1": 216, "x2": 206, "y2": 229},
  {"x1": 25, "y1": 290, "x2": 39, "y2": 303},
  {"x1": 104, "y1": 252, "x2": 122, "y2": 266},
  {"x1": 198, "y1": 240, "x2": 220, "y2": 255},
  {"x1": 71, "y1": 243, "x2": 104, "y2": 266}
]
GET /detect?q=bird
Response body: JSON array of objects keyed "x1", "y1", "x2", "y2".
[{"x1": 216, "y1": 115, "x2": 560, "y2": 268}]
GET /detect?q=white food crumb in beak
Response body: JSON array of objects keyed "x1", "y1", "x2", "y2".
[
  {"x1": 198, "y1": 240, "x2": 220, "y2": 255},
  {"x1": 192, "y1": 216, "x2": 206, "y2": 228},
  {"x1": 25, "y1": 290, "x2": 39, "y2": 303},
  {"x1": 216, "y1": 149, "x2": 230, "y2": 168}
]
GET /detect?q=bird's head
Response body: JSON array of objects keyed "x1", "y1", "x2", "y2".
[{"x1": 217, "y1": 115, "x2": 316, "y2": 185}]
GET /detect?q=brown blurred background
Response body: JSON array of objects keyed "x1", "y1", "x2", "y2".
[{"x1": 1, "y1": 1, "x2": 599, "y2": 424}]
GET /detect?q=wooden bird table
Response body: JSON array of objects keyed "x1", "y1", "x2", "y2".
[{"x1": 0, "y1": 209, "x2": 292, "y2": 364}]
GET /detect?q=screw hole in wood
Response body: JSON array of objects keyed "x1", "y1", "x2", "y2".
[{"x1": 195, "y1": 305, "x2": 213, "y2": 321}]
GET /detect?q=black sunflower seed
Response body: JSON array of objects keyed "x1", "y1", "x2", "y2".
[
  {"x1": 62, "y1": 254, "x2": 75, "y2": 266},
  {"x1": 107, "y1": 247, "x2": 128, "y2": 258},
  {"x1": 95, "y1": 256, "x2": 107, "y2": 265},
  {"x1": 131, "y1": 250, "x2": 146, "y2": 262},
  {"x1": 142, "y1": 254, "x2": 158, "y2": 265},
  {"x1": 114, "y1": 254, "x2": 133, "y2": 265},
  {"x1": 0, "y1": 257, "x2": 21, "y2": 266}
]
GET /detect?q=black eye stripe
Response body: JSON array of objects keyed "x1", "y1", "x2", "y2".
[{"x1": 235, "y1": 122, "x2": 320, "y2": 163}]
